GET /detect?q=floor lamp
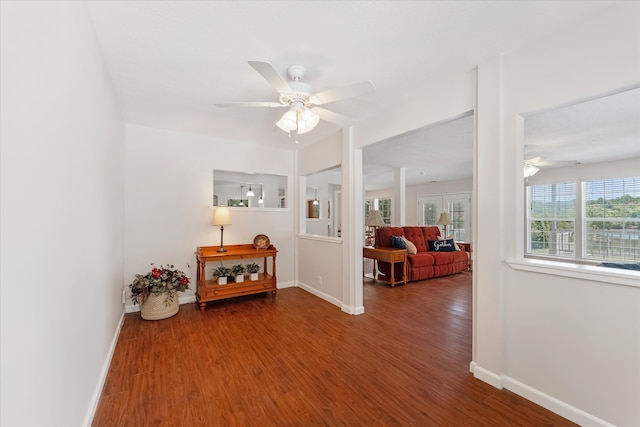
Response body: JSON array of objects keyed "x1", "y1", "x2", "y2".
[{"x1": 213, "y1": 206, "x2": 231, "y2": 252}]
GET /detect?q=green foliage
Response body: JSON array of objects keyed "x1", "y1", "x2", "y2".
[
  {"x1": 245, "y1": 262, "x2": 260, "y2": 274},
  {"x1": 231, "y1": 264, "x2": 245, "y2": 276},
  {"x1": 585, "y1": 195, "x2": 640, "y2": 230},
  {"x1": 129, "y1": 263, "x2": 190, "y2": 306},
  {"x1": 213, "y1": 263, "x2": 231, "y2": 278}
]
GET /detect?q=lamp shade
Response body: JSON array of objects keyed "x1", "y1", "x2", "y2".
[
  {"x1": 365, "y1": 210, "x2": 385, "y2": 227},
  {"x1": 212, "y1": 206, "x2": 231, "y2": 226},
  {"x1": 275, "y1": 110, "x2": 297, "y2": 133},
  {"x1": 276, "y1": 104, "x2": 320, "y2": 135},
  {"x1": 436, "y1": 212, "x2": 453, "y2": 226},
  {"x1": 523, "y1": 164, "x2": 540, "y2": 178},
  {"x1": 296, "y1": 109, "x2": 320, "y2": 134}
]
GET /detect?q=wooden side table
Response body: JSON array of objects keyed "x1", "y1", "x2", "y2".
[
  {"x1": 363, "y1": 247, "x2": 407, "y2": 286},
  {"x1": 195, "y1": 244, "x2": 277, "y2": 311},
  {"x1": 457, "y1": 242, "x2": 472, "y2": 271}
]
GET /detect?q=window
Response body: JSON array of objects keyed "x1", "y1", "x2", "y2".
[
  {"x1": 366, "y1": 198, "x2": 392, "y2": 225},
  {"x1": 419, "y1": 197, "x2": 440, "y2": 226},
  {"x1": 378, "y1": 198, "x2": 392, "y2": 225},
  {"x1": 418, "y1": 193, "x2": 471, "y2": 241},
  {"x1": 526, "y1": 177, "x2": 639, "y2": 263},
  {"x1": 584, "y1": 177, "x2": 640, "y2": 262},
  {"x1": 527, "y1": 182, "x2": 576, "y2": 257}
]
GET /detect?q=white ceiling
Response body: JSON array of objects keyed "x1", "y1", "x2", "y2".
[
  {"x1": 85, "y1": 1, "x2": 635, "y2": 189},
  {"x1": 363, "y1": 87, "x2": 640, "y2": 190}
]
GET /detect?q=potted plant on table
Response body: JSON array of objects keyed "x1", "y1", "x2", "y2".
[
  {"x1": 129, "y1": 263, "x2": 190, "y2": 320},
  {"x1": 213, "y1": 264, "x2": 231, "y2": 285},
  {"x1": 246, "y1": 262, "x2": 260, "y2": 280},
  {"x1": 231, "y1": 264, "x2": 245, "y2": 283}
]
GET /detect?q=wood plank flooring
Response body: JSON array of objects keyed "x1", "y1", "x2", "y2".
[{"x1": 92, "y1": 272, "x2": 576, "y2": 426}]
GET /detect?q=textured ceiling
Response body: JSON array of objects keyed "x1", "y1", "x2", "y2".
[{"x1": 85, "y1": 1, "x2": 632, "y2": 189}]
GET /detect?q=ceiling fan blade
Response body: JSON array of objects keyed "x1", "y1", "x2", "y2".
[
  {"x1": 309, "y1": 81, "x2": 376, "y2": 105},
  {"x1": 536, "y1": 160, "x2": 579, "y2": 167},
  {"x1": 248, "y1": 61, "x2": 292, "y2": 94},
  {"x1": 215, "y1": 101, "x2": 286, "y2": 108},
  {"x1": 312, "y1": 107, "x2": 357, "y2": 127},
  {"x1": 524, "y1": 156, "x2": 546, "y2": 164}
]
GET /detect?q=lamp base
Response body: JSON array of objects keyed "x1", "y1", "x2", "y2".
[{"x1": 217, "y1": 247, "x2": 227, "y2": 253}]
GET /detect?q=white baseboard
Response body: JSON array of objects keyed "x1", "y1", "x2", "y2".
[
  {"x1": 502, "y1": 376, "x2": 616, "y2": 427},
  {"x1": 341, "y1": 304, "x2": 365, "y2": 315},
  {"x1": 471, "y1": 363, "x2": 615, "y2": 427},
  {"x1": 296, "y1": 281, "x2": 343, "y2": 308},
  {"x1": 276, "y1": 281, "x2": 296, "y2": 289},
  {"x1": 82, "y1": 309, "x2": 125, "y2": 427},
  {"x1": 472, "y1": 364, "x2": 504, "y2": 389},
  {"x1": 124, "y1": 284, "x2": 297, "y2": 312}
]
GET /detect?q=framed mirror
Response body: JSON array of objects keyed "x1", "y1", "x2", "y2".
[{"x1": 213, "y1": 170, "x2": 287, "y2": 209}]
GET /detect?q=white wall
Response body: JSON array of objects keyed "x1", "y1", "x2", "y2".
[
  {"x1": 475, "y1": 3, "x2": 640, "y2": 426},
  {"x1": 297, "y1": 236, "x2": 343, "y2": 304},
  {"x1": 124, "y1": 125, "x2": 296, "y2": 310},
  {"x1": 0, "y1": 2, "x2": 125, "y2": 426},
  {"x1": 296, "y1": 133, "x2": 346, "y2": 305},
  {"x1": 305, "y1": 169, "x2": 341, "y2": 236},
  {"x1": 526, "y1": 157, "x2": 640, "y2": 185},
  {"x1": 366, "y1": 178, "x2": 473, "y2": 226}
]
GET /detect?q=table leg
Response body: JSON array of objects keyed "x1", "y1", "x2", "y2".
[{"x1": 390, "y1": 261, "x2": 395, "y2": 286}]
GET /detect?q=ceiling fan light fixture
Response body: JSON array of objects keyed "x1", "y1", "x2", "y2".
[
  {"x1": 523, "y1": 164, "x2": 540, "y2": 178},
  {"x1": 276, "y1": 104, "x2": 320, "y2": 135},
  {"x1": 276, "y1": 110, "x2": 297, "y2": 133},
  {"x1": 298, "y1": 108, "x2": 320, "y2": 133}
]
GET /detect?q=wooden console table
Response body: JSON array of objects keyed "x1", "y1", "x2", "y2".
[
  {"x1": 195, "y1": 244, "x2": 277, "y2": 311},
  {"x1": 363, "y1": 246, "x2": 407, "y2": 286}
]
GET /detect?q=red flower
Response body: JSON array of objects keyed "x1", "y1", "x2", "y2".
[
  {"x1": 180, "y1": 276, "x2": 189, "y2": 285},
  {"x1": 151, "y1": 268, "x2": 161, "y2": 278}
]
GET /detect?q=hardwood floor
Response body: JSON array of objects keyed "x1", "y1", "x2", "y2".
[{"x1": 92, "y1": 272, "x2": 576, "y2": 426}]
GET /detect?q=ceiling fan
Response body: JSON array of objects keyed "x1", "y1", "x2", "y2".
[
  {"x1": 215, "y1": 61, "x2": 375, "y2": 135},
  {"x1": 523, "y1": 156, "x2": 580, "y2": 177}
]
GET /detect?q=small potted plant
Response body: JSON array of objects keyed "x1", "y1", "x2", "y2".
[
  {"x1": 129, "y1": 263, "x2": 190, "y2": 320},
  {"x1": 231, "y1": 264, "x2": 245, "y2": 283},
  {"x1": 246, "y1": 262, "x2": 260, "y2": 280},
  {"x1": 213, "y1": 264, "x2": 230, "y2": 285}
]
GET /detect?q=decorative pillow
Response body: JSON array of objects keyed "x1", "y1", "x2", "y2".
[
  {"x1": 428, "y1": 238, "x2": 457, "y2": 252},
  {"x1": 401, "y1": 236, "x2": 417, "y2": 254},
  {"x1": 441, "y1": 235, "x2": 461, "y2": 251},
  {"x1": 390, "y1": 235, "x2": 407, "y2": 249}
]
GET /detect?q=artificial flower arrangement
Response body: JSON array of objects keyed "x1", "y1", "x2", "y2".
[{"x1": 129, "y1": 263, "x2": 190, "y2": 306}]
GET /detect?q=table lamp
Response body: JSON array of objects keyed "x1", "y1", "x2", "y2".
[
  {"x1": 213, "y1": 206, "x2": 231, "y2": 252},
  {"x1": 365, "y1": 210, "x2": 385, "y2": 246},
  {"x1": 436, "y1": 212, "x2": 453, "y2": 238}
]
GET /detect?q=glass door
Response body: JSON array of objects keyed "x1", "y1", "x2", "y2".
[{"x1": 418, "y1": 193, "x2": 471, "y2": 242}]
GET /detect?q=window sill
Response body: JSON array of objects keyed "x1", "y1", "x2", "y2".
[
  {"x1": 506, "y1": 258, "x2": 640, "y2": 288},
  {"x1": 298, "y1": 234, "x2": 342, "y2": 244}
]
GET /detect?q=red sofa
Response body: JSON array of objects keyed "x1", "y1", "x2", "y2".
[{"x1": 375, "y1": 226, "x2": 469, "y2": 282}]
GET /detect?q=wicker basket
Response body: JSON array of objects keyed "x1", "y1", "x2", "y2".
[{"x1": 140, "y1": 291, "x2": 179, "y2": 320}]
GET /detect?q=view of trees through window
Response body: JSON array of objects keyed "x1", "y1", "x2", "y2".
[
  {"x1": 528, "y1": 182, "x2": 576, "y2": 257},
  {"x1": 584, "y1": 177, "x2": 640, "y2": 261},
  {"x1": 527, "y1": 177, "x2": 639, "y2": 262},
  {"x1": 365, "y1": 198, "x2": 392, "y2": 225}
]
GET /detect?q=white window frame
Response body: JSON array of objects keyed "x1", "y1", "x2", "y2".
[
  {"x1": 525, "y1": 176, "x2": 640, "y2": 265},
  {"x1": 418, "y1": 192, "x2": 472, "y2": 242}
]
